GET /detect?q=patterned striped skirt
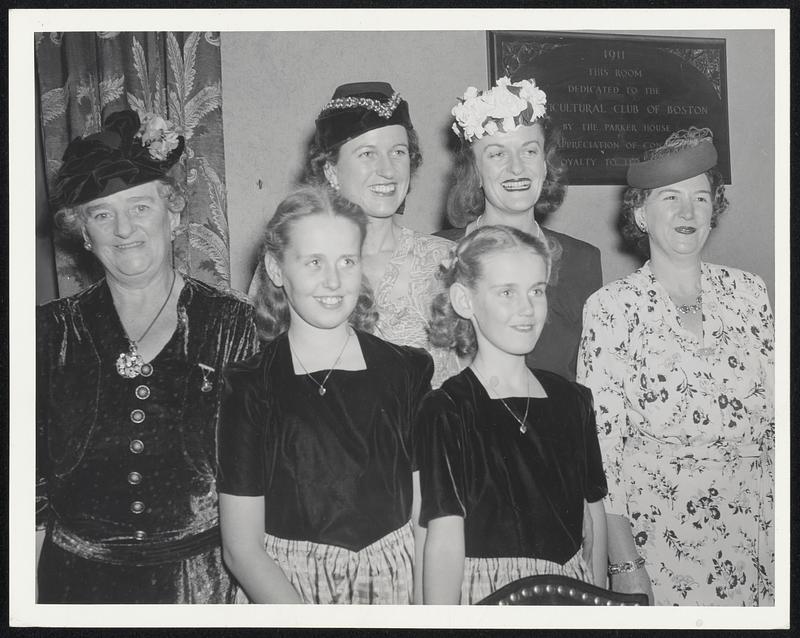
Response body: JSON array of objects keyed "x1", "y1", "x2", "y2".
[
  {"x1": 461, "y1": 550, "x2": 593, "y2": 605},
  {"x1": 261, "y1": 522, "x2": 414, "y2": 604}
]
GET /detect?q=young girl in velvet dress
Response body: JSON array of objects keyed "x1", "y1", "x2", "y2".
[
  {"x1": 218, "y1": 186, "x2": 432, "y2": 604},
  {"x1": 418, "y1": 225, "x2": 608, "y2": 604}
]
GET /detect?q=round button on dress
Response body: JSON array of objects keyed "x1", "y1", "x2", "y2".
[
  {"x1": 135, "y1": 385, "x2": 151, "y2": 400},
  {"x1": 129, "y1": 439, "x2": 144, "y2": 454},
  {"x1": 130, "y1": 409, "x2": 145, "y2": 424},
  {"x1": 127, "y1": 471, "x2": 142, "y2": 485},
  {"x1": 130, "y1": 500, "x2": 145, "y2": 514},
  {"x1": 134, "y1": 530, "x2": 147, "y2": 542}
]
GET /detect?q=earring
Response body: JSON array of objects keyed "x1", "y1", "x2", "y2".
[
  {"x1": 84, "y1": 241, "x2": 92, "y2": 250},
  {"x1": 328, "y1": 179, "x2": 340, "y2": 192},
  {"x1": 638, "y1": 222, "x2": 648, "y2": 233}
]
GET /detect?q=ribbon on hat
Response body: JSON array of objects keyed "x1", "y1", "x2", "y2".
[{"x1": 54, "y1": 110, "x2": 185, "y2": 208}]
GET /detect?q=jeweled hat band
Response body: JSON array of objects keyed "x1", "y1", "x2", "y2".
[
  {"x1": 315, "y1": 81, "x2": 413, "y2": 153},
  {"x1": 627, "y1": 139, "x2": 718, "y2": 189}
]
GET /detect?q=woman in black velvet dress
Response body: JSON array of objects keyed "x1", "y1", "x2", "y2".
[
  {"x1": 218, "y1": 186, "x2": 432, "y2": 604},
  {"x1": 418, "y1": 225, "x2": 608, "y2": 604},
  {"x1": 36, "y1": 110, "x2": 259, "y2": 603}
]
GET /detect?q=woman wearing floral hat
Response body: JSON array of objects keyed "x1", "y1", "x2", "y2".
[
  {"x1": 36, "y1": 110, "x2": 258, "y2": 603},
  {"x1": 438, "y1": 77, "x2": 602, "y2": 382}
]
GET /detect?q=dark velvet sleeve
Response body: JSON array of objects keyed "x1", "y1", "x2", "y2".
[
  {"x1": 217, "y1": 353, "x2": 268, "y2": 497},
  {"x1": 36, "y1": 305, "x2": 51, "y2": 530},
  {"x1": 416, "y1": 388, "x2": 467, "y2": 527},
  {"x1": 408, "y1": 348, "x2": 435, "y2": 472},
  {"x1": 226, "y1": 300, "x2": 260, "y2": 363},
  {"x1": 574, "y1": 382, "x2": 608, "y2": 504}
]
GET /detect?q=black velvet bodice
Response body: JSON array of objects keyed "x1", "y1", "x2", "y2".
[
  {"x1": 416, "y1": 368, "x2": 607, "y2": 564},
  {"x1": 218, "y1": 330, "x2": 433, "y2": 552}
]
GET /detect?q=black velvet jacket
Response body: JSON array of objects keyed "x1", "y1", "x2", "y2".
[{"x1": 36, "y1": 276, "x2": 259, "y2": 549}]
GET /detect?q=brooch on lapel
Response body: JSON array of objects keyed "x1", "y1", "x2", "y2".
[{"x1": 198, "y1": 363, "x2": 215, "y2": 393}]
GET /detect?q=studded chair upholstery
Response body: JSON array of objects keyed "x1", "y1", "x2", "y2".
[{"x1": 477, "y1": 574, "x2": 649, "y2": 606}]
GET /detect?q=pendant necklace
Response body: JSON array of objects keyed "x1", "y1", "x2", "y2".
[
  {"x1": 115, "y1": 270, "x2": 177, "y2": 379},
  {"x1": 290, "y1": 329, "x2": 351, "y2": 396},
  {"x1": 472, "y1": 365, "x2": 532, "y2": 434}
]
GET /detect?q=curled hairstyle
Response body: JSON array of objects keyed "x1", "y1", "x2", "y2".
[
  {"x1": 445, "y1": 116, "x2": 566, "y2": 228},
  {"x1": 304, "y1": 126, "x2": 423, "y2": 188},
  {"x1": 621, "y1": 127, "x2": 729, "y2": 258},
  {"x1": 428, "y1": 225, "x2": 559, "y2": 359},
  {"x1": 53, "y1": 166, "x2": 187, "y2": 243},
  {"x1": 253, "y1": 185, "x2": 379, "y2": 340}
]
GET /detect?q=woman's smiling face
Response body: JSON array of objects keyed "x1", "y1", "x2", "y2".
[
  {"x1": 266, "y1": 213, "x2": 363, "y2": 331},
  {"x1": 81, "y1": 181, "x2": 178, "y2": 283},
  {"x1": 472, "y1": 122, "x2": 547, "y2": 219},
  {"x1": 637, "y1": 173, "x2": 714, "y2": 261},
  {"x1": 326, "y1": 124, "x2": 411, "y2": 220},
  {"x1": 463, "y1": 248, "x2": 549, "y2": 357}
]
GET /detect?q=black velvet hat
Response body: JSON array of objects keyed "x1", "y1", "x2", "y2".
[
  {"x1": 314, "y1": 82, "x2": 413, "y2": 153},
  {"x1": 54, "y1": 109, "x2": 185, "y2": 208}
]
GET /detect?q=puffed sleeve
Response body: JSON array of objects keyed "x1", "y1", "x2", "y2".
[
  {"x1": 577, "y1": 288, "x2": 630, "y2": 516},
  {"x1": 408, "y1": 348, "x2": 435, "y2": 471},
  {"x1": 36, "y1": 305, "x2": 51, "y2": 530},
  {"x1": 573, "y1": 382, "x2": 609, "y2": 504},
  {"x1": 217, "y1": 353, "x2": 268, "y2": 496},
  {"x1": 228, "y1": 301, "x2": 260, "y2": 362},
  {"x1": 415, "y1": 388, "x2": 468, "y2": 527}
]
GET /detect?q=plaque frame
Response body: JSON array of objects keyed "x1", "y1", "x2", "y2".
[{"x1": 488, "y1": 31, "x2": 730, "y2": 185}]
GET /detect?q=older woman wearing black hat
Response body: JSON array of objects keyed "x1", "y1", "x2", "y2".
[
  {"x1": 251, "y1": 81, "x2": 459, "y2": 388},
  {"x1": 36, "y1": 110, "x2": 258, "y2": 603},
  {"x1": 578, "y1": 127, "x2": 774, "y2": 605}
]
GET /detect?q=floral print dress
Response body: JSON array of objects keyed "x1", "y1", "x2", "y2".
[
  {"x1": 373, "y1": 226, "x2": 461, "y2": 389},
  {"x1": 578, "y1": 262, "x2": 774, "y2": 606}
]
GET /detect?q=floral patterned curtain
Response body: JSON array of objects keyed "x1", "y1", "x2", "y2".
[{"x1": 36, "y1": 31, "x2": 231, "y2": 297}]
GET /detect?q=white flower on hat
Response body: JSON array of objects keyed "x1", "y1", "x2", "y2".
[
  {"x1": 451, "y1": 76, "x2": 548, "y2": 143},
  {"x1": 137, "y1": 113, "x2": 181, "y2": 161},
  {"x1": 516, "y1": 79, "x2": 548, "y2": 120},
  {"x1": 451, "y1": 99, "x2": 485, "y2": 141},
  {"x1": 462, "y1": 86, "x2": 480, "y2": 101}
]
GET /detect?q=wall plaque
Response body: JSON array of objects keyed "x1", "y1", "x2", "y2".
[{"x1": 488, "y1": 31, "x2": 730, "y2": 185}]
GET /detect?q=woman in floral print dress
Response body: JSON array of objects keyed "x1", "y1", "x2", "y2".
[{"x1": 578, "y1": 127, "x2": 774, "y2": 606}]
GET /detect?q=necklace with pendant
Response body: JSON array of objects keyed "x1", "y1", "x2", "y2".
[
  {"x1": 290, "y1": 329, "x2": 352, "y2": 397},
  {"x1": 472, "y1": 365, "x2": 532, "y2": 434},
  {"x1": 115, "y1": 270, "x2": 177, "y2": 379}
]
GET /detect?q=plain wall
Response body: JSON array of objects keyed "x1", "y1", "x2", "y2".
[{"x1": 221, "y1": 30, "x2": 775, "y2": 301}]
